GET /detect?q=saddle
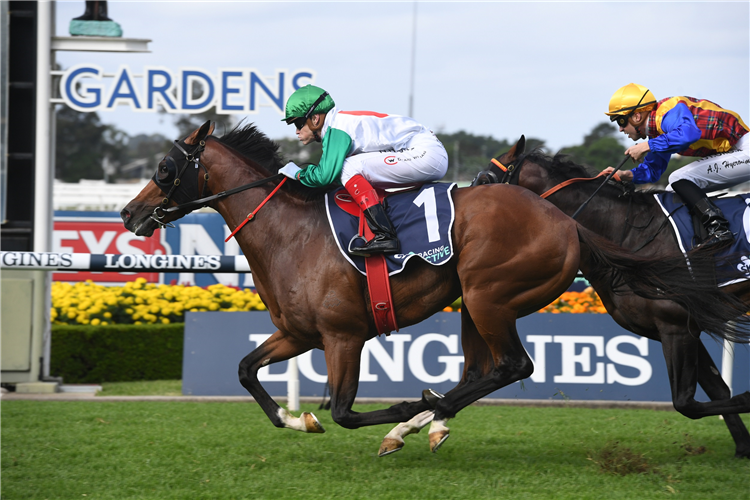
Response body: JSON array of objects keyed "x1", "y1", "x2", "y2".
[{"x1": 326, "y1": 183, "x2": 458, "y2": 335}]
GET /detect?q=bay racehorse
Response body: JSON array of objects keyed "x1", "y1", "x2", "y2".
[
  {"x1": 121, "y1": 122, "x2": 748, "y2": 455},
  {"x1": 475, "y1": 136, "x2": 750, "y2": 458}
]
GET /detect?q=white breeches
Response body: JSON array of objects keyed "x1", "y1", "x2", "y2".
[
  {"x1": 340, "y1": 133, "x2": 449, "y2": 188},
  {"x1": 667, "y1": 133, "x2": 750, "y2": 192}
]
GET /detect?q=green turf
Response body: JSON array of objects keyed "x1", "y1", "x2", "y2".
[
  {"x1": 2, "y1": 399, "x2": 748, "y2": 499},
  {"x1": 97, "y1": 379, "x2": 183, "y2": 396}
]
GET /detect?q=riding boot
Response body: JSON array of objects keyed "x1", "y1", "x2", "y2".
[
  {"x1": 345, "y1": 174, "x2": 401, "y2": 257},
  {"x1": 693, "y1": 198, "x2": 733, "y2": 249},
  {"x1": 671, "y1": 179, "x2": 733, "y2": 249},
  {"x1": 351, "y1": 204, "x2": 401, "y2": 256}
]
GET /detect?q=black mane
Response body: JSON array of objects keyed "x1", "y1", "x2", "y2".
[
  {"x1": 215, "y1": 122, "x2": 328, "y2": 201},
  {"x1": 522, "y1": 149, "x2": 666, "y2": 199}
]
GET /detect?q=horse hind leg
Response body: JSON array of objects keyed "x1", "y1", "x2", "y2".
[
  {"x1": 661, "y1": 329, "x2": 750, "y2": 420},
  {"x1": 427, "y1": 303, "x2": 533, "y2": 453},
  {"x1": 695, "y1": 342, "x2": 750, "y2": 458},
  {"x1": 238, "y1": 330, "x2": 324, "y2": 434},
  {"x1": 378, "y1": 307, "x2": 495, "y2": 456}
]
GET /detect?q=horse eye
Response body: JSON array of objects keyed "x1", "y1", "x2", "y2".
[{"x1": 157, "y1": 162, "x2": 169, "y2": 180}]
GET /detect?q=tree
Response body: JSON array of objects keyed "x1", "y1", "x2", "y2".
[
  {"x1": 436, "y1": 131, "x2": 546, "y2": 182},
  {"x1": 558, "y1": 122, "x2": 626, "y2": 172},
  {"x1": 55, "y1": 105, "x2": 127, "y2": 182}
]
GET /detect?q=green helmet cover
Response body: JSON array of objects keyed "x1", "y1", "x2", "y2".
[{"x1": 282, "y1": 85, "x2": 335, "y2": 122}]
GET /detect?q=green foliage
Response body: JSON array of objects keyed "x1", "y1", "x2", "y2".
[
  {"x1": 99, "y1": 379, "x2": 182, "y2": 396},
  {"x1": 2, "y1": 402, "x2": 748, "y2": 499},
  {"x1": 54, "y1": 105, "x2": 127, "y2": 181},
  {"x1": 559, "y1": 122, "x2": 627, "y2": 172},
  {"x1": 275, "y1": 136, "x2": 323, "y2": 166},
  {"x1": 436, "y1": 131, "x2": 547, "y2": 182},
  {"x1": 50, "y1": 323, "x2": 184, "y2": 383}
]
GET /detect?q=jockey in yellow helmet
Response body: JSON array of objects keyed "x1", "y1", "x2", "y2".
[{"x1": 602, "y1": 83, "x2": 750, "y2": 249}]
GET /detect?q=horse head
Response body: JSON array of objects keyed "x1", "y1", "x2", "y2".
[{"x1": 121, "y1": 120, "x2": 216, "y2": 236}]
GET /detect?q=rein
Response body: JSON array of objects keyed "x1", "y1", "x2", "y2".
[
  {"x1": 539, "y1": 170, "x2": 621, "y2": 199},
  {"x1": 150, "y1": 137, "x2": 285, "y2": 230}
]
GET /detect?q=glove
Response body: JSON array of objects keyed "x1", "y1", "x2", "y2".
[{"x1": 279, "y1": 162, "x2": 302, "y2": 180}]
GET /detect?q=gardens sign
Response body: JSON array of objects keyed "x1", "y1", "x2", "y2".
[{"x1": 59, "y1": 64, "x2": 316, "y2": 115}]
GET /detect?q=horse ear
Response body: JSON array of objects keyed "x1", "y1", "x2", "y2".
[
  {"x1": 502, "y1": 135, "x2": 526, "y2": 162},
  {"x1": 184, "y1": 120, "x2": 215, "y2": 145}
]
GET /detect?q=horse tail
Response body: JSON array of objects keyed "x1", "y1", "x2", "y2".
[{"x1": 575, "y1": 224, "x2": 750, "y2": 343}]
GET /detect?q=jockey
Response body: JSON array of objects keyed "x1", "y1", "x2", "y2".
[
  {"x1": 279, "y1": 84, "x2": 449, "y2": 257},
  {"x1": 602, "y1": 83, "x2": 750, "y2": 249}
]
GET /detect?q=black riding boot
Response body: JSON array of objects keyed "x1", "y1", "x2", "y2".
[
  {"x1": 672, "y1": 179, "x2": 733, "y2": 249},
  {"x1": 693, "y1": 198, "x2": 733, "y2": 249},
  {"x1": 349, "y1": 203, "x2": 400, "y2": 257}
]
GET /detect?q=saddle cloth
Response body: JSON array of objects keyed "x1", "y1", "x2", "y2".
[
  {"x1": 325, "y1": 183, "x2": 457, "y2": 276},
  {"x1": 654, "y1": 192, "x2": 750, "y2": 286}
]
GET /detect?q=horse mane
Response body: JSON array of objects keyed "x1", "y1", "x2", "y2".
[
  {"x1": 214, "y1": 122, "x2": 329, "y2": 202},
  {"x1": 521, "y1": 149, "x2": 667, "y2": 201}
]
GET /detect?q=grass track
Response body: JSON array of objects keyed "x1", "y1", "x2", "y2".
[{"x1": 2, "y1": 399, "x2": 748, "y2": 500}]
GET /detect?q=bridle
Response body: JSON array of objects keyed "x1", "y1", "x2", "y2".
[
  {"x1": 486, "y1": 153, "x2": 623, "y2": 199},
  {"x1": 485, "y1": 153, "x2": 664, "y2": 250},
  {"x1": 150, "y1": 137, "x2": 284, "y2": 230}
]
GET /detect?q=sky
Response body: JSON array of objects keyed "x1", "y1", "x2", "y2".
[{"x1": 52, "y1": 0, "x2": 750, "y2": 153}]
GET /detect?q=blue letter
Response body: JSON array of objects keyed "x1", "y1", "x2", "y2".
[
  {"x1": 147, "y1": 68, "x2": 176, "y2": 110},
  {"x1": 220, "y1": 70, "x2": 244, "y2": 112},
  {"x1": 292, "y1": 71, "x2": 313, "y2": 90},
  {"x1": 249, "y1": 71, "x2": 284, "y2": 112},
  {"x1": 181, "y1": 70, "x2": 215, "y2": 111},
  {"x1": 106, "y1": 66, "x2": 142, "y2": 109},
  {"x1": 63, "y1": 65, "x2": 102, "y2": 110}
]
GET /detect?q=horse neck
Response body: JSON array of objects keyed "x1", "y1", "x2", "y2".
[
  {"x1": 203, "y1": 145, "x2": 329, "y2": 291},
  {"x1": 536, "y1": 172, "x2": 662, "y2": 250}
]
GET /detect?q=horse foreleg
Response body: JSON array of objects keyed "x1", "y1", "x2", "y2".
[
  {"x1": 238, "y1": 330, "x2": 324, "y2": 433},
  {"x1": 662, "y1": 330, "x2": 750, "y2": 420},
  {"x1": 695, "y1": 342, "x2": 750, "y2": 458}
]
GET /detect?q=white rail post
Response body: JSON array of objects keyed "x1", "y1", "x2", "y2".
[
  {"x1": 287, "y1": 356, "x2": 300, "y2": 412},
  {"x1": 721, "y1": 339, "x2": 735, "y2": 397}
]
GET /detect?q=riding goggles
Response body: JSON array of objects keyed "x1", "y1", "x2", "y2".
[
  {"x1": 292, "y1": 117, "x2": 307, "y2": 130},
  {"x1": 610, "y1": 89, "x2": 651, "y2": 128}
]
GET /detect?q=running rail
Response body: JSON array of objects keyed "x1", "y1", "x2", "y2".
[{"x1": 0, "y1": 251, "x2": 251, "y2": 273}]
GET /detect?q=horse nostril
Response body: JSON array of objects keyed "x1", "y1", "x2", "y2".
[{"x1": 120, "y1": 208, "x2": 131, "y2": 221}]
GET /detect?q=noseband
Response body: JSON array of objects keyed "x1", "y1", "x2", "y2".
[{"x1": 150, "y1": 138, "x2": 284, "y2": 229}]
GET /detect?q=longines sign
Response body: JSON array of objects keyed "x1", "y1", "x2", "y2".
[{"x1": 59, "y1": 64, "x2": 316, "y2": 114}]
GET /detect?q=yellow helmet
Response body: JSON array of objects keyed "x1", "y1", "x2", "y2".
[{"x1": 605, "y1": 83, "x2": 656, "y2": 117}]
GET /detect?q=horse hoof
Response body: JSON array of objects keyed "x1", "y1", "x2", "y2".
[
  {"x1": 429, "y1": 430, "x2": 450, "y2": 453},
  {"x1": 302, "y1": 412, "x2": 325, "y2": 433},
  {"x1": 378, "y1": 438, "x2": 404, "y2": 457}
]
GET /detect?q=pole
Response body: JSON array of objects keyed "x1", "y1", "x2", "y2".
[
  {"x1": 35, "y1": 1, "x2": 53, "y2": 380},
  {"x1": 288, "y1": 356, "x2": 300, "y2": 412},
  {"x1": 721, "y1": 339, "x2": 735, "y2": 397},
  {"x1": 408, "y1": 1, "x2": 417, "y2": 118}
]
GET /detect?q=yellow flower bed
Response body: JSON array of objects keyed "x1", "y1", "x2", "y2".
[
  {"x1": 442, "y1": 287, "x2": 605, "y2": 314},
  {"x1": 53, "y1": 280, "x2": 604, "y2": 325},
  {"x1": 51, "y1": 278, "x2": 267, "y2": 325}
]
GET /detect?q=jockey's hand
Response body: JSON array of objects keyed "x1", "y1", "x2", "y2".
[
  {"x1": 602, "y1": 167, "x2": 633, "y2": 182},
  {"x1": 279, "y1": 162, "x2": 302, "y2": 179},
  {"x1": 625, "y1": 141, "x2": 650, "y2": 163}
]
